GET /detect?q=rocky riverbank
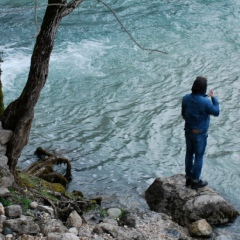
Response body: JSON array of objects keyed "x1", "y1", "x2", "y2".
[
  {"x1": 0, "y1": 190, "x2": 239, "y2": 240},
  {"x1": 0, "y1": 200, "x2": 193, "y2": 240}
]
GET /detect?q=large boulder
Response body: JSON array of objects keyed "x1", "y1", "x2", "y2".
[{"x1": 145, "y1": 174, "x2": 239, "y2": 226}]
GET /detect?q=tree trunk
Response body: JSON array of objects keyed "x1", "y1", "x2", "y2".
[{"x1": 1, "y1": 0, "x2": 67, "y2": 174}]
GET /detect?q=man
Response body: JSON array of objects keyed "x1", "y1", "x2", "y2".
[{"x1": 181, "y1": 76, "x2": 220, "y2": 189}]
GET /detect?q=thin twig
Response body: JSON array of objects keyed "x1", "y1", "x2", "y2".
[
  {"x1": 34, "y1": 0, "x2": 38, "y2": 28},
  {"x1": 97, "y1": 0, "x2": 167, "y2": 54},
  {"x1": 34, "y1": 0, "x2": 41, "y2": 35}
]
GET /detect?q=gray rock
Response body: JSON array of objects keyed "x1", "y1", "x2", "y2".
[
  {"x1": 0, "y1": 145, "x2": 6, "y2": 154},
  {"x1": 39, "y1": 219, "x2": 68, "y2": 235},
  {"x1": 117, "y1": 227, "x2": 145, "y2": 240},
  {"x1": 214, "y1": 228, "x2": 240, "y2": 240},
  {"x1": 3, "y1": 219, "x2": 40, "y2": 234},
  {"x1": 107, "y1": 208, "x2": 122, "y2": 219},
  {"x1": 68, "y1": 227, "x2": 78, "y2": 235},
  {"x1": 0, "y1": 215, "x2": 6, "y2": 224},
  {"x1": 145, "y1": 174, "x2": 239, "y2": 226},
  {"x1": 2, "y1": 227, "x2": 13, "y2": 235},
  {"x1": 0, "y1": 129, "x2": 13, "y2": 145},
  {"x1": 188, "y1": 219, "x2": 212, "y2": 237},
  {"x1": 0, "y1": 187, "x2": 9, "y2": 196},
  {"x1": 118, "y1": 212, "x2": 136, "y2": 228},
  {"x1": 78, "y1": 225, "x2": 92, "y2": 239},
  {"x1": 0, "y1": 166, "x2": 14, "y2": 188},
  {"x1": 214, "y1": 237, "x2": 229, "y2": 240},
  {"x1": 102, "y1": 218, "x2": 118, "y2": 226},
  {"x1": 5, "y1": 205, "x2": 22, "y2": 218},
  {"x1": 93, "y1": 222, "x2": 119, "y2": 238},
  {"x1": 0, "y1": 155, "x2": 8, "y2": 166},
  {"x1": 46, "y1": 232, "x2": 79, "y2": 240},
  {"x1": 66, "y1": 210, "x2": 82, "y2": 229},
  {"x1": 19, "y1": 234, "x2": 35, "y2": 240}
]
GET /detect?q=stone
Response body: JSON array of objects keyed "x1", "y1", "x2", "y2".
[
  {"x1": 47, "y1": 232, "x2": 79, "y2": 240},
  {"x1": 188, "y1": 219, "x2": 212, "y2": 237},
  {"x1": 0, "y1": 203, "x2": 4, "y2": 215},
  {"x1": 93, "y1": 222, "x2": 119, "y2": 238},
  {"x1": 0, "y1": 166, "x2": 14, "y2": 188},
  {"x1": 5, "y1": 234, "x2": 13, "y2": 240},
  {"x1": 214, "y1": 237, "x2": 229, "y2": 240},
  {"x1": 3, "y1": 219, "x2": 40, "y2": 234},
  {"x1": 214, "y1": 228, "x2": 240, "y2": 240},
  {"x1": 0, "y1": 145, "x2": 6, "y2": 153},
  {"x1": 18, "y1": 234, "x2": 35, "y2": 240},
  {"x1": 5, "y1": 205, "x2": 22, "y2": 218},
  {"x1": 66, "y1": 210, "x2": 82, "y2": 229},
  {"x1": 0, "y1": 129, "x2": 13, "y2": 145},
  {"x1": 37, "y1": 205, "x2": 54, "y2": 216},
  {"x1": 78, "y1": 226, "x2": 92, "y2": 239},
  {"x1": 29, "y1": 201, "x2": 38, "y2": 209},
  {"x1": 0, "y1": 187, "x2": 9, "y2": 196},
  {"x1": 145, "y1": 174, "x2": 239, "y2": 226},
  {"x1": 0, "y1": 234, "x2": 4, "y2": 240},
  {"x1": 39, "y1": 219, "x2": 67, "y2": 235},
  {"x1": 107, "y1": 208, "x2": 122, "y2": 219},
  {"x1": 117, "y1": 227, "x2": 145, "y2": 240},
  {"x1": 68, "y1": 227, "x2": 78, "y2": 235},
  {"x1": 0, "y1": 215, "x2": 6, "y2": 224},
  {"x1": 118, "y1": 212, "x2": 136, "y2": 227},
  {"x1": 0, "y1": 155, "x2": 8, "y2": 166},
  {"x1": 102, "y1": 218, "x2": 118, "y2": 226},
  {"x1": 2, "y1": 227, "x2": 13, "y2": 235}
]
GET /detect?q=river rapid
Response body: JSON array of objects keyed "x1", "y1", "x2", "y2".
[{"x1": 1, "y1": 0, "x2": 240, "y2": 237}]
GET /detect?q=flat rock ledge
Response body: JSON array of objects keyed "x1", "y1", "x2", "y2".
[{"x1": 145, "y1": 174, "x2": 239, "y2": 226}]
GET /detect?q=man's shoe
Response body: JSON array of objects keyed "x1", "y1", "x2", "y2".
[
  {"x1": 186, "y1": 178, "x2": 191, "y2": 187},
  {"x1": 191, "y1": 179, "x2": 208, "y2": 189}
]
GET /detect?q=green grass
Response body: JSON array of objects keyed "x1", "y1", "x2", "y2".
[{"x1": 0, "y1": 197, "x2": 12, "y2": 207}]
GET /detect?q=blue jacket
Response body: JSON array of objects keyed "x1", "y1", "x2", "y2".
[{"x1": 182, "y1": 93, "x2": 220, "y2": 133}]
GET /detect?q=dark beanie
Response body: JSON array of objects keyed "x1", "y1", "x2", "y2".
[{"x1": 191, "y1": 76, "x2": 207, "y2": 94}]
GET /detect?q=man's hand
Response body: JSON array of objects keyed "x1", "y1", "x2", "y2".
[{"x1": 209, "y1": 90, "x2": 214, "y2": 97}]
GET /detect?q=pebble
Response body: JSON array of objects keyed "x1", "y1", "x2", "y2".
[
  {"x1": 107, "y1": 208, "x2": 122, "y2": 219},
  {"x1": 3, "y1": 227, "x2": 13, "y2": 236},
  {"x1": 29, "y1": 201, "x2": 38, "y2": 209}
]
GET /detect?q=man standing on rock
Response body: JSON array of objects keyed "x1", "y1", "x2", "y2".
[{"x1": 181, "y1": 76, "x2": 220, "y2": 189}]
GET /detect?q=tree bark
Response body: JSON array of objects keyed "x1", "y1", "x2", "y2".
[{"x1": 1, "y1": 0, "x2": 83, "y2": 174}]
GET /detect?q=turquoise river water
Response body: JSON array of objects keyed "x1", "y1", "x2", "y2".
[{"x1": 1, "y1": 0, "x2": 240, "y2": 238}]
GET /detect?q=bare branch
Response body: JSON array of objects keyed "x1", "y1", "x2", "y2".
[
  {"x1": 98, "y1": 0, "x2": 167, "y2": 54},
  {"x1": 34, "y1": 0, "x2": 41, "y2": 36},
  {"x1": 61, "y1": 0, "x2": 85, "y2": 18}
]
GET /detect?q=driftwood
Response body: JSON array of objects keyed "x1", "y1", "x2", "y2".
[
  {"x1": 56, "y1": 196, "x2": 102, "y2": 221},
  {"x1": 24, "y1": 147, "x2": 72, "y2": 186}
]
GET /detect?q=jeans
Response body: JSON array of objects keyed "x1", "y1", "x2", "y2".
[{"x1": 185, "y1": 131, "x2": 208, "y2": 181}]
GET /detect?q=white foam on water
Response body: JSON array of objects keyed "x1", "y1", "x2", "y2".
[
  {"x1": 0, "y1": 45, "x2": 31, "y2": 90},
  {"x1": 50, "y1": 39, "x2": 112, "y2": 77}
]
